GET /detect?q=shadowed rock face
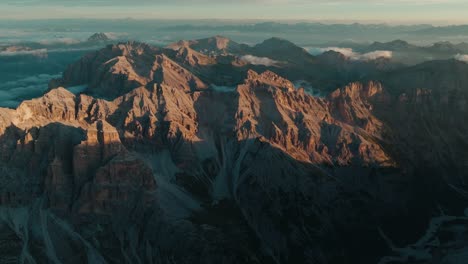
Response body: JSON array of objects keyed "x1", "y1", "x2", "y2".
[
  {"x1": 87, "y1": 33, "x2": 110, "y2": 42},
  {"x1": 0, "y1": 38, "x2": 468, "y2": 264}
]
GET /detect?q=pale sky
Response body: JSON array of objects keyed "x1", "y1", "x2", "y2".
[{"x1": 1, "y1": 0, "x2": 468, "y2": 24}]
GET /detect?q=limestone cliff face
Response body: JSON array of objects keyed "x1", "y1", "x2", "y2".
[
  {"x1": 57, "y1": 42, "x2": 207, "y2": 98},
  {"x1": 0, "y1": 88, "x2": 156, "y2": 216},
  {"x1": 0, "y1": 43, "x2": 396, "y2": 213},
  {"x1": 329, "y1": 81, "x2": 388, "y2": 133},
  {"x1": 235, "y1": 70, "x2": 392, "y2": 165},
  {"x1": 46, "y1": 43, "x2": 394, "y2": 167},
  {"x1": 0, "y1": 45, "x2": 398, "y2": 262}
]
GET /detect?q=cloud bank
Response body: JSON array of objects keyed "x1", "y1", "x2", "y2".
[
  {"x1": 38, "y1": 38, "x2": 80, "y2": 45},
  {"x1": 454, "y1": 54, "x2": 468, "y2": 62},
  {"x1": 309, "y1": 47, "x2": 392, "y2": 61},
  {"x1": 241, "y1": 55, "x2": 279, "y2": 66},
  {"x1": 0, "y1": 73, "x2": 61, "y2": 108},
  {"x1": 359, "y1": 50, "x2": 393, "y2": 60},
  {"x1": 0, "y1": 49, "x2": 47, "y2": 57}
]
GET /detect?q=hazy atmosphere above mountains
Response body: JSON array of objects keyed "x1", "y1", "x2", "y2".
[{"x1": 2, "y1": 0, "x2": 468, "y2": 22}]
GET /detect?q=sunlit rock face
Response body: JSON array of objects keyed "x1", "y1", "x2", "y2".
[{"x1": 0, "y1": 38, "x2": 467, "y2": 264}]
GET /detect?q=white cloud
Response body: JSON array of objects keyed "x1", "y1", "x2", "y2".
[
  {"x1": 454, "y1": 54, "x2": 468, "y2": 62},
  {"x1": 0, "y1": 74, "x2": 61, "y2": 90},
  {"x1": 241, "y1": 55, "x2": 279, "y2": 66},
  {"x1": 0, "y1": 48, "x2": 47, "y2": 57},
  {"x1": 359, "y1": 50, "x2": 393, "y2": 60},
  {"x1": 47, "y1": 47, "x2": 102, "y2": 53},
  {"x1": 38, "y1": 38, "x2": 80, "y2": 45},
  {"x1": 308, "y1": 47, "x2": 392, "y2": 61}
]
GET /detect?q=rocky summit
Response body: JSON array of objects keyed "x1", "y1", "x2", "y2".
[
  {"x1": 0, "y1": 36, "x2": 468, "y2": 264},
  {"x1": 87, "y1": 32, "x2": 111, "y2": 42}
]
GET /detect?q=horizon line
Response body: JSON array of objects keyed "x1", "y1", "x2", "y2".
[{"x1": 1, "y1": 18, "x2": 468, "y2": 27}]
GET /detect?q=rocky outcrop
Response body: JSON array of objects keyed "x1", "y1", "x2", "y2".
[
  {"x1": 54, "y1": 42, "x2": 208, "y2": 98},
  {"x1": 235, "y1": 70, "x2": 392, "y2": 165},
  {"x1": 0, "y1": 88, "x2": 156, "y2": 216},
  {"x1": 167, "y1": 35, "x2": 247, "y2": 55},
  {"x1": 87, "y1": 32, "x2": 110, "y2": 42},
  {"x1": 173, "y1": 46, "x2": 216, "y2": 66}
]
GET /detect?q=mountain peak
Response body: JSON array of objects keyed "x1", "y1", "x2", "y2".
[
  {"x1": 252, "y1": 37, "x2": 313, "y2": 63},
  {"x1": 246, "y1": 69, "x2": 295, "y2": 91},
  {"x1": 259, "y1": 37, "x2": 296, "y2": 47},
  {"x1": 167, "y1": 35, "x2": 240, "y2": 55},
  {"x1": 430, "y1": 41, "x2": 459, "y2": 51},
  {"x1": 174, "y1": 46, "x2": 214, "y2": 66},
  {"x1": 88, "y1": 32, "x2": 110, "y2": 42},
  {"x1": 111, "y1": 41, "x2": 158, "y2": 56},
  {"x1": 198, "y1": 35, "x2": 233, "y2": 50},
  {"x1": 317, "y1": 50, "x2": 348, "y2": 63},
  {"x1": 369, "y1": 39, "x2": 413, "y2": 50},
  {"x1": 388, "y1": 39, "x2": 409, "y2": 45}
]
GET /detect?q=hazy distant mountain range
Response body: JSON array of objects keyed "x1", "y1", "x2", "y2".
[{"x1": 2, "y1": 20, "x2": 468, "y2": 45}]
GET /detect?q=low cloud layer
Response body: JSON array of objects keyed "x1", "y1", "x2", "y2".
[
  {"x1": 0, "y1": 73, "x2": 61, "y2": 108},
  {"x1": 308, "y1": 47, "x2": 392, "y2": 61},
  {"x1": 38, "y1": 38, "x2": 80, "y2": 45},
  {"x1": 359, "y1": 50, "x2": 393, "y2": 60},
  {"x1": 454, "y1": 54, "x2": 468, "y2": 62},
  {"x1": 241, "y1": 55, "x2": 279, "y2": 66},
  {"x1": 0, "y1": 46, "x2": 103, "y2": 57},
  {"x1": 0, "y1": 49, "x2": 47, "y2": 57}
]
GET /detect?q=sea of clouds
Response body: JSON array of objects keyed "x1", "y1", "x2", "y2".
[{"x1": 0, "y1": 73, "x2": 61, "y2": 108}]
